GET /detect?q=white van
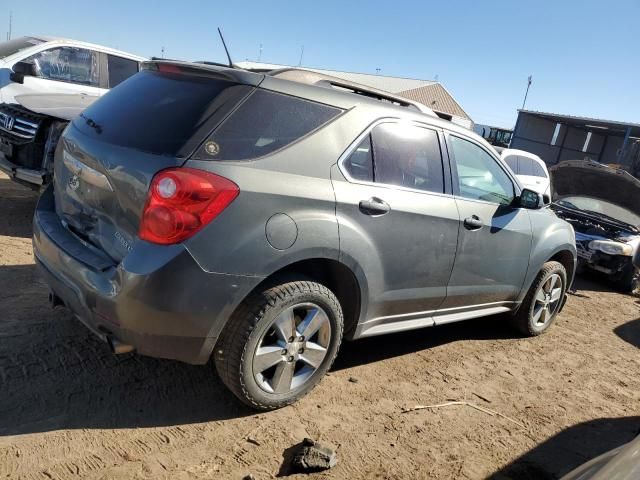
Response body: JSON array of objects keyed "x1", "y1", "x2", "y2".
[{"x1": 0, "y1": 36, "x2": 145, "y2": 187}]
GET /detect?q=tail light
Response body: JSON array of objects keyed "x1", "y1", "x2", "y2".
[{"x1": 139, "y1": 168, "x2": 239, "y2": 245}]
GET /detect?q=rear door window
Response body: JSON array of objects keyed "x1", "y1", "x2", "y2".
[
  {"x1": 194, "y1": 89, "x2": 342, "y2": 161},
  {"x1": 26, "y1": 47, "x2": 99, "y2": 86},
  {"x1": 107, "y1": 55, "x2": 139, "y2": 87},
  {"x1": 518, "y1": 157, "x2": 534, "y2": 176},
  {"x1": 504, "y1": 155, "x2": 519, "y2": 173},
  {"x1": 371, "y1": 123, "x2": 444, "y2": 194},
  {"x1": 73, "y1": 69, "x2": 252, "y2": 157}
]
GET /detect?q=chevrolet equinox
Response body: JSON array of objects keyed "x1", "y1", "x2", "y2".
[{"x1": 33, "y1": 61, "x2": 577, "y2": 409}]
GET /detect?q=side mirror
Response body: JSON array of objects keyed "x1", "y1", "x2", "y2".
[
  {"x1": 519, "y1": 188, "x2": 542, "y2": 209},
  {"x1": 10, "y1": 61, "x2": 36, "y2": 84}
]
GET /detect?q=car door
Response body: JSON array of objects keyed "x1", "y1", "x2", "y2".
[
  {"x1": 20, "y1": 46, "x2": 106, "y2": 98},
  {"x1": 332, "y1": 121, "x2": 459, "y2": 330},
  {"x1": 440, "y1": 133, "x2": 532, "y2": 313}
]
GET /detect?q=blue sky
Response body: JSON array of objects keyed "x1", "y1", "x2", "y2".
[{"x1": 2, "y1": 0, "x2": 638, "y2": 128}]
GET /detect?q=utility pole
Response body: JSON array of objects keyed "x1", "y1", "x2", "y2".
[
  {"x1": 375, "y1": 67, "x2": 381, "y2": 75},
  {"x1": 521, "y1": 75, "x2": 532, "y2": 109},
  {"x1": 258, "y1": 43, "x2": 262, "y2": 62},
  {"x1": 161, "y1": 46, "x2": 165, "y2": 58},
  {"x1": 7, "y1": 11, "x2": 12, "y2": 41},
  {"x1": 297, "y1": 45, "x2": 304, "y2": 66}
]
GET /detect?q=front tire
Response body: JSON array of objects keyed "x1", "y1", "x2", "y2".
[
  {"x1": 513, "y1": 261, "x2": 567, "y2": 336},
  {"x1": 214, "y1": 280, "x2": 343, "y2": 410}
]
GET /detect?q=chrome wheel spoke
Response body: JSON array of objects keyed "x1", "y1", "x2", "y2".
[
  {"x1": 550, "y1": 287, "x2": 562, "y2": 303},
  {"x1": 271, "y1": 361, "x2": 296, "y2": 394},
  {"x1": 272, "y1": 307, "x2": 296, "y2": 342},
  {"x1": 298, "y1": 308, "x2": 329, "y2": 340},
  {"x1": 299, "y1": 341, "x2": 327, "y2": 368},
  {"x1": 535, "y1": 289, "x2": 546, "y2": 303},
  {"x1": 254, "y1": 345, "x2": 285, "y2": 373}
]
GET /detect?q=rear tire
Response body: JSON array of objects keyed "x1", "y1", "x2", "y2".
[
  {"x1": 513, "y1": 261, "x2": 567, "y2": 336},
  {"x1": 214, "y1": 280, "x2": 343, "y2": 410}
]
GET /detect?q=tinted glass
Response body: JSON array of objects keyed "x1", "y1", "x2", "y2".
[
  {"x1": 195, "y1": 89, "x2": 341, "y2": 161},
  {"x1": 371, "y1": 123, "x2": 444, "y2": 193},
  {"x1": 0, "y1": 36, "x2": 44, "y2": 59},
  {"x1": 26, "y1": 47, "x2": 99, "y2": 86},
  {"x1": 73, "y1": 70, "x2": 247, "y2": 156},
  {"x1": 344, "y1": 135, "x2": 374, "y2": 182},
  {"x1": 504, "y1": 155, "x2": 518, "y2": 173},
  {"x1": 518, "y1": 157, "x2": 534, "y2": 175},
  {"x1": 450, "y1": 135, "x2": 514, "y2": 205},
  {"x1": 107, "y1": 55, "x2": 139, "y2": 87},
  {"x1": 530, "y1": 160, "x2": 547, "y2": 178}
]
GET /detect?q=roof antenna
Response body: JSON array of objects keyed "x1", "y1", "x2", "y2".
[{"x1": 217, "y1": 27, "x2": 233, "y2": 67}]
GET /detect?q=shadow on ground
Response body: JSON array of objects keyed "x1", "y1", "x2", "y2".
[
  {"x1": 0, "y1": 177, "x2": 39, "y2": 238},
  {"x1": 491, "y1": 416, "x2": 640, "y2": 479},
  {"x1": 614, "y1": 317, "x2": 640, "y2": 348}
]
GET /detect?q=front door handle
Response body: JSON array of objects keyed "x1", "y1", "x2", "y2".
[
  {"x1": 463, "y1": 215, "x2": 483, "y2": 230},
  {"x1": 359, "y1": 197, "x2": 390, "y2": 216}
]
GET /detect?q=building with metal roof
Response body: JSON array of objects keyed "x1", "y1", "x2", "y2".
[
  {"x1": 511, "y1": 110, "x2": 640, "y2": 176},
  {"x1": 236, "y1": 61, "x2": 473, "y2": 129}
]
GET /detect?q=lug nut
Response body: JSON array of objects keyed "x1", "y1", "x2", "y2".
[
  {"x1": 288, "y1": 336, "x2": 295, "y2": 343},
  {"x1": 299, "y1": 336, "x2": 305, "y2": 342},
  {"x1": 281, "y1": 349, "x2": 287, "y2": 355},
  {"x1": 298, "y1": 348, "x2": 304, "y2": 354},
  {"x1": 288, "y1": 356, "x2": 294, "y2": 362}
]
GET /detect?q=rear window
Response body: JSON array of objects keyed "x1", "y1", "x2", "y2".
[
  {"x1": 73, "y1": 70, "x2": 251, "y2": 157},
  {"x1": 192, "y1": 89, "x2": 342, "y2": 161}
]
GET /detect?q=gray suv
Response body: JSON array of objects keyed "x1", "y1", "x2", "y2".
[{"x1": 33, "y1": 61, "x2": 576, "y2": 409}]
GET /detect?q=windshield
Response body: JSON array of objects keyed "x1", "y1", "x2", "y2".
[
  {"x1": 556, "y1": 195, "x2": 640, "y2": 227},
  {"x1": 0, "y1": 36, "x2": 45, "y2": 59}
]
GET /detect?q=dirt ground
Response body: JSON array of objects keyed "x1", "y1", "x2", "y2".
[{"x1": 0, "y1": 171, "x2": 638, "y2": 480}]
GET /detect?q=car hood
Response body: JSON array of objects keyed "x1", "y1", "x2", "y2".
[
  {"x1": 550, "y1": 160, "x2": 640, "y2": 219},
  {"x1": 14, "y1": 92, "x2": 100, "y2": 121}
]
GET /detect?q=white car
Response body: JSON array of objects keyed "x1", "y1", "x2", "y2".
[
  {"x1": 0, "y1": 36, "x2": 145, "y2": 186},
  {"x1": 501, "y1": 148, "x2": 551, "y2": 199}
]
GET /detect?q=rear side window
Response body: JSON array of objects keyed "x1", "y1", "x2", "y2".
[
  {"x1": 531, "y1": 160, "x2": 547, "y2": 178},
  {"x1": 371, "y1": 123, "x2": 444, "y2": 194},
  {"x1": 107, "y1": 55, "x2": 138, "y2": 87},
  {"x1": 193, "y1": 89, "x2": 341, "y2": 161},
  {"x1": 343, "y1": 135, "x2": 374, "y2": 182},
  {"x1": 73, "y1": 70, "x2": 250, "y2": 157}
]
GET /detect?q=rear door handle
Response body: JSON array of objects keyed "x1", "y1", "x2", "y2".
[
  {"x1": 463, "y1": 215, "x2": 483, "y2": 230},
  {"x1": 359, "y1": 197, "x2": 390, "y2": 216}
]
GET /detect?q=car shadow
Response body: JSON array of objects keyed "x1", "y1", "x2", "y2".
[
  {"x1": 614, "y1": 318, "x2": 640, "y2": 348},
  {"x1": 0, "y1": 176, "x2": 39, "y2": 238},
  {"x1": 334, "y1": 313, "x2": 519, "y2": 371},
  {"x1": 490, "y1": 416, "x2": 640, "y2": 479},
  {"x1": 0, "y1": 264, "x2": 253, "y2": 437}
]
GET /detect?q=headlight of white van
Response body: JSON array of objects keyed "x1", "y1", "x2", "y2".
[{"x1": 588, "y1": 240, "x2": 633, "y2": 256}]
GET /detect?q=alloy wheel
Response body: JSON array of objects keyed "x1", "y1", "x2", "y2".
[
  {"x1": 532, "y1": 273, "x2": 563, "y2": 327},
  {"x1": 252, "y1": 302, "x2": 331, "y2": 394}
]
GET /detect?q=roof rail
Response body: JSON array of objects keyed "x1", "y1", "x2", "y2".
[{"x1": 257, "y1": 67, "x2": 437, "y2": 117}]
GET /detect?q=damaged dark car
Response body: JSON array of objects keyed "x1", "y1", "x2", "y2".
[{"x1": 550, "y1": 160, "x2": 640, "y2": 293}]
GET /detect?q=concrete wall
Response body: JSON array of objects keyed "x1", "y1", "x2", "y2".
[{"x1": 510, "y1": 112, "x2": 628, "y2": 167}]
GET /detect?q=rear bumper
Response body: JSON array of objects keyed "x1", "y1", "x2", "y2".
[{"x1": 33, "y1": 185, "x2": 263, "y2": 364}]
